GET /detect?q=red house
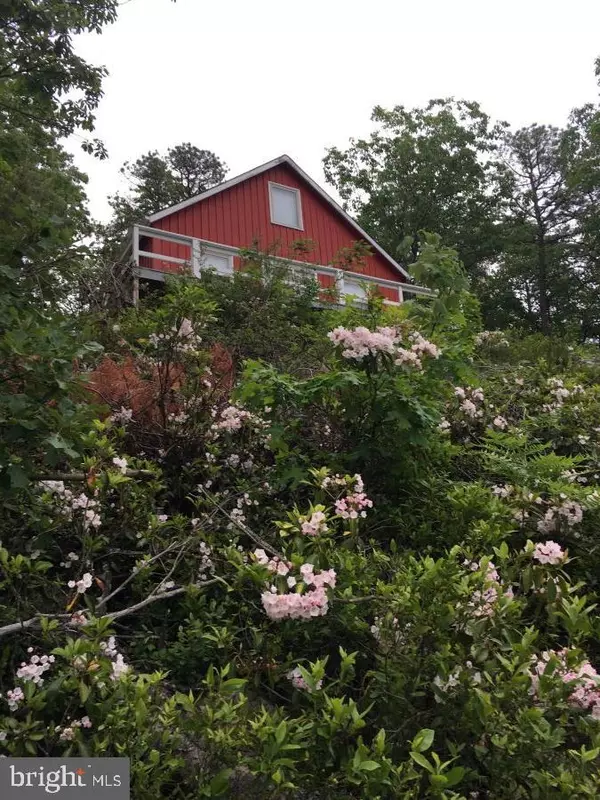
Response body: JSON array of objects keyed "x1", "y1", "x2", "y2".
[{"x1": 126, "y1": 154, "x2": 430, "y2": 304}]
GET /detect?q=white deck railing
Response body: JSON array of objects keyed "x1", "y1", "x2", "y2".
[{"x1": 130, "y1": 224, "x2": 434, "y2": 304}]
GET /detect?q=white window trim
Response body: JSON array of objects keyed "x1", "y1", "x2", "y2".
[
  {"x1": 195, "y1": 245, "x2": 235, "y2": 277},
  {"x1": 268, "y1": 181, "x2": 304, "y2": 230}
]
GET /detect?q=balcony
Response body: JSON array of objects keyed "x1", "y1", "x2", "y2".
[{"x1": 128, "y1": 224, "x2": 434, "y2": 305}]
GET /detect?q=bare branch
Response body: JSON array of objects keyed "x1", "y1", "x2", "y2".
[
  {"x1": 198, "y1": 487, "x2": 284, "y2": 559},
  {"x1": 35, "y1": 470, "x2": 156, "y2": 482},
  {"x1": 0, "y1": 579, "x2": 220, "y2": 640}
]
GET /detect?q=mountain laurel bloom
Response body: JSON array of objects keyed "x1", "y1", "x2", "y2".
[
  {"x1": 260, "y1": 563, "x2": 336, "y2": 621},
  {"x1": 6, "y1": 687, "x2": 25, "y2": 711},
  {"x1": 335, "y1": 492, "x2": 373, "y2": 520},
  {"x1": 112, "y1": 456, "x2": 128, "y2": 474},
  {"x1": 68, "y1": 573, "x2": 93, "y2": 594},
  {"x1": 530, "y1": 649, "x2": 600, "y2": 719},
  {"x1": 533, "y1": 541, "x2": 566, "y2": 565},
  {"x1": 287, "y1": 666, "x2": 322, "y2": 692},
  {"x1": 16, "y1": 653, "x2": 55, "y2": 685},
  {"x1": 328, "y1": 325, "x2": 440, "y2": 368},
  {"x1": 300, "y1": 510, "x2": 329, "y2": 536}
]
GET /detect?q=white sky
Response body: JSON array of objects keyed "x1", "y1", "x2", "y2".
[{"x1": 71, "y1": 0, "x2": 600, "y2": 222}]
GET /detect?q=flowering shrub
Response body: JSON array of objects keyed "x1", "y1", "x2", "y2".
[{"x1": 6, "y1": 273, "x2": 600, "y2": 798}]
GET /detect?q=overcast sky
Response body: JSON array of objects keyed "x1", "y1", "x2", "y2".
[{"x1": 71, "y1": 0, "x2": 600, "y2": 222}]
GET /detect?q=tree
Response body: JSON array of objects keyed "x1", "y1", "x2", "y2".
[
  {"x1": 0, "y1": 0, "x2": 120, "y2": 154},
  {"x1": 99, "y1": 144, "x2": 228, "y2": 257},
  {"x1": 323, "y1": 99, "x2": 506, "y2": 280},
  {"x1": 0, "y1": 1, "x2": 126, "y2": 488},
  {"x1": 494, "y1": 125, "x2": 578, "y2": 334}
]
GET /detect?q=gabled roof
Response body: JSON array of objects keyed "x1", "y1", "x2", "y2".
[{"x1": 147, "y1": 154, "x2": 411, "y2": 281}]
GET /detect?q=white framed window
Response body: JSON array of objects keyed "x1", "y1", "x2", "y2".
[
  {"x1": 200, "y1": 247, "x2": 234, "y2": 277},
  {"x1": 343, "y1": 278, "x2": 368, "y2": 302},
  {"x1": 269, "y1": 182, "x2": 303, "y2": 230}
]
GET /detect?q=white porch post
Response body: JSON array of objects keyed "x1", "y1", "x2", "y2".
[
  {"x1": 191, "y1": 239, "x2": 202, "y2": 277},
  {"x1": 336, "y1": 269, "x2": 345, "y2": 304},
  {"x1": 132, "y1": 225, "x2": 140, "y2": 265}
]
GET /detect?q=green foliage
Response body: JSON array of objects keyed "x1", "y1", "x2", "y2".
[
  {"x1": 97, "y1": 144, "x2": 228, "y2": 258},
  {"x1": 323, "y1": 99, "x2": 506, "y2": 278}
]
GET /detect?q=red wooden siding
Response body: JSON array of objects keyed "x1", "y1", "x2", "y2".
[{"x1": 141, "y1": 163, "x2": 402, "y2": 284}]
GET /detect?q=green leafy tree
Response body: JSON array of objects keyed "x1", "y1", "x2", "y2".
[
  {"x1": 323, "y1": 99, "x2": 506, "y2": 279},
  {"x1": 98, "y1": 144, "x2": 228, "y2": 257},
  {"x1": 0, "y1": 0, "x2": 120, "y2": 153}
]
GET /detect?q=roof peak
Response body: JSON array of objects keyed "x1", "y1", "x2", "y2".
[{"x1": 147, "y1": 154, "x2": 411, "y2": 280}]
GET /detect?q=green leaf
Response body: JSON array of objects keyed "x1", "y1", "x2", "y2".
[
  {"x1": 274, "y1": 720, "x2": 287, "y2": 746},
  {"x1": 209, "y1": 769, "x2": 233, "y2": 795},
  {"x1": 412, "y1": 728, "x2": 435, "y2": 752},
  {"x1": 79, "y1": 681, "x2": 90, "y2": 704},
  {"x1": 358, "y1": 761, "x2": 381, "y2": 772},
  {"x1": 410, "y1": 752, "x2": 434, "y2": 773},
  {"x1": 444, "y1": 766, "x2": 465, "y2": 786}
]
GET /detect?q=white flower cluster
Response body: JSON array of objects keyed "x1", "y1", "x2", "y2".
[
  {"x1": 148, "y1": 318, "x2": 203, "y2": 353},
  {"x1": 542, "y1": 378, "x2": 573, "y2": 413},
  {"x1": 474, "y1": 331, "x2": 509, "y2": 348},
  {"x1": 537, "y1": 499, "x2": 584, "y2": 534},
  {"x1": 109, "y1": 406, "x2": 133, "y2": 425},
  {"x1": 100, "y1": 636, "x2": 130, "y2": 681},
  {"x1": 68, "y1": 572, "x2": 94, "y2": 595},
  {"x1": 454, "y1": 386, "x2": 485, "y2": 420},
  {"x1": 39, "y1": 481, "x2": 102, "y2": 530}
]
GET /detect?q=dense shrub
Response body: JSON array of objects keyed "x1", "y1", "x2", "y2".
[{"x1": 3, "y1": 244, "x2": 600, "y2": 798}]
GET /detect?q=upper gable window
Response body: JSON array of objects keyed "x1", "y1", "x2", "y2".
[{"x1": 269, "y1": 182, "x2": 303, "y2": 230}]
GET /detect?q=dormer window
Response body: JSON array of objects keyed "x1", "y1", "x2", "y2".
[{"x1": 269, "y1": 182, "x2": 303, "y2": 230}]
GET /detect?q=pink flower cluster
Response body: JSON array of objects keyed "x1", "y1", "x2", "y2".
[
  {"x1": 409, "y1": 332, "x2": 441, "y2": 359},
  {"x1": 328, "y1": 325, "x2": 440, "y2": 369},
  {"x1": 300, "y1": 510, "x2": 329, "y2": 536},
  {"x1": 212, "y1": 404, "x2": 253, "y2": 433},
  {"x1": 530, "y1": 649, "x2": 600, "y2": 718},
  {"x1": 109, "y1": 406, "x2": 133, "y2": 425},
  {"x1": 112, "y1": 456, "x2": 128, "y2": 474},
  {"x1": 335, "y1": 492, "x2": 373, "y2": 520},
  {"x1": 254, "y1": 550, "x2": 294, "y2": 579},
  {"x1": 328, "y1": 326, "x2": 399, "y2": 360},
  {"x1": 320, "y1": 472, "x2": 373, "y2": 521},
  {"x1": 537, "y1": 500, "x2": 583, "y2": 533},
  {"x1": 287, "y1": 666, "x2": 322, "y2": 692},
  {"x1": 6, "y1": 687, "x2": 24, "y2": 711},
  {"x1": 210, "y1": 404, "x2": 268, "y2": 440},
  {"x1": 465, "y1": 559, "x2": 512, "y2": 618},
  {"x1": 475, "y1": 331, "x2": 509, "y2": 347},
  {"x1": 533, "y1": 541, "x2": 566, "y2": 565},
  {"x1": 57, "y1": 716, "x2": 92, "y2": 740},
  {"x1": 492, "y1": 416, "x2": 509, "y2": 430},
  {"x1": 148, "y1": 318, "x2": 203, "y2": 353},
  {"x1": 255, "y1": 552, "x2": 337, "y2": 621}
]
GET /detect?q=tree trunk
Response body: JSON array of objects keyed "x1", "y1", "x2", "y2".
[{"x1": 536, "y1": 233, "x2": 552, "y2": 334}]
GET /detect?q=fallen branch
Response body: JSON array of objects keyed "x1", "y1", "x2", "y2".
[
  {"x1": 95, "y1": 538, "x2": 192, "y2": 611},
  {"x1": 0, "y1": 578, "x2": 220, "y2": 640},
  {"x1": 198, "y1": 487, "x2": 284, "y2": 559}
]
